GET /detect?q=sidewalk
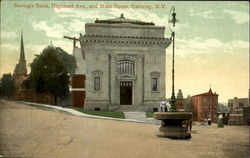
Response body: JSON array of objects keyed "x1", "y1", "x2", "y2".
[{"x1": 16, "y1": 101, "x2": 161, "y2": 125}]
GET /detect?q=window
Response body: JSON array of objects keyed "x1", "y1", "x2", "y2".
[
  {"x1": 94, "y1": 77, "x2": 100, "y2": 91},
  {"x1": 95, "y1": 108, "x2": 100, "y2": 111},
  {"x1": 117, "y1": 60, "x2": 135, "y2": 76},
  {"x1": 239, "y1": 103, "x2": 244, "y2": 108},
  {"x1": 92, "y1": 70, "x2": 102, "y2": 91},
  {"x1": 152, "y1": 78, "x2": 158, "y2": 91},
  {"x1": 153, "y1": 108, "x2": 158, "y2": 112},
  {"x1": 204, "y1": 97, "x2": 212, "y2": 103},
  {"x1": 150, "y1": 71, "x2": 160, "y2": 92}
]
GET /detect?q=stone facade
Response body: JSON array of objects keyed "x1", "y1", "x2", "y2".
[
  {"x1": 228, "y1": 97, "x2": 249, "y2": 110},
  {"x1": 79, "y1": 15, "x2": 171, "y2": 111},
  {"x1": 228, "y1": 97, "x2": 250, "y2": 126}
]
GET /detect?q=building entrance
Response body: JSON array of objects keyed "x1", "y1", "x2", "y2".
[{"x1": 120, "y1": 81, "x2": 132, "y2": 105}]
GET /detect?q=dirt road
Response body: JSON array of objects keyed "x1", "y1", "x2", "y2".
[{"x1": 0, "y1": 100, "x2": 249, "y2": 158}]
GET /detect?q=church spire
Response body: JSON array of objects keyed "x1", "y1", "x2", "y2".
[
  {"x1": 14, "y1": 29, "x2": 27, "y2": 75},
  {"x1": 20, "y1": 29, "x2": 25, "y2": 63}
]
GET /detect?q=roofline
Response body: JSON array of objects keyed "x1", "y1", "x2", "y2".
[
  {"x1": 191, "y1": 93, "x2": 219, "y2": 97},
  {"x1": 95, "y1": 19, "x2": 155, "y2": 26}
]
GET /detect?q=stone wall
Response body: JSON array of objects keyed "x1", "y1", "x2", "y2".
[
  {"x1": 82, "y1": 21, "x2": 171, "y2": 111},
  {"x1": 19, "y1": 89, "x2": 53, "y2": 104},
  {"x1": 228, "y1": 109, "x2": 248, "y2": 126}
]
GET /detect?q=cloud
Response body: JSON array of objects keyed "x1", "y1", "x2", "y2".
[
  {"x1": 173, "y1": 37, "x2": 249, "y2": 56},
  {"x1": 26, "y1": 40, "x2": 73, "y2": 55},
  {"x1": 224, "y1": 9, "x2": 249, "y2": 24},
  {"x1": 67, "y1": 19, "x2": 86, "y2": 34},
  {"x1": 32, "y1": 21, "x2": 67, "y2": 38},
  {"x1": 53, "y1": 6, "x2": 171, "y2": 27},
  {"x1": 1, "y1": 31, "x2": 18, "y2": 39},
  {"x1": 52, "y1": 39, "x2": 74, "y2": 54},
  {"x1": 0, "y1": 43, "x2": 19, "y2": 52},
  {"x1": 189, "y1": 9, "x2": 216, "y2": 19},
  {"x1": 54, "y1": 7, "x2": 109, "y2": 20}
]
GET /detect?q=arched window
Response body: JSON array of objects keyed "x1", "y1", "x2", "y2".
[{"x1": 117, "y1": 60, "x2": 135, "y2": 76}]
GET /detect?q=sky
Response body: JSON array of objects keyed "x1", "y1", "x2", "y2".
[{"x1": 0, "y1": 1, "x2": 249, "y2": 103}]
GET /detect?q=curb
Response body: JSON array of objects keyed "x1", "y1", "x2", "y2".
[{"x1": 14, "y1": 101, "x2": 160, "y2": 125}]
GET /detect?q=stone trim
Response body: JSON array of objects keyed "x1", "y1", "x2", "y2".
[
  {"x1": 150, "y1": 71, "x2": 160, "y2": 93},
  {"x1": 80, "y1": 36, "x2": 171, "y2": 46},
  {"x1": 92, "y1": 70, "x2": 103, "y2": 92},
  {"x1": 92, "y1": 70, "x2": 103, "y2": 77},
  {"x1": 82, "y1": 34, "x2": 168, "y2": 39},
  {"x1": 150, "y1": 71, "x2": 161, "y2": 78}
]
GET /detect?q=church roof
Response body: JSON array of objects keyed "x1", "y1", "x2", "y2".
[
  {"x1": 192, "y1": 88, "x2": 218, "y2": 97},
  {"x1": 14, "y1": 30, "x2": 27, "y2": 75},
  {"x1": 95, "y1": 14, "x2": 155, "y2": 25}
]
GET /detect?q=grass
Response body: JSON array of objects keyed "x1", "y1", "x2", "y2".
[
  {"x1": 146, "y1": 112, "x2": 154, "y2": 118},
  {"x1": 64, "y1": 106, "x2": 125, "y2": 119},
  {"x1": 27, "y1": 104, "x2": 72, "y2": 115}
]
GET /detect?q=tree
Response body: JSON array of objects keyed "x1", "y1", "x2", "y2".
[
  {"x1": 23, "y1": 46, "x2": 74, "y2": 105},
  {"x1": 0, "y1": 73, "x2": 15, "y2": 97},
  {"x1": 177, "y1": 89, "x2": 183, "y2": 99},
  {"x1": 55, "y1": 47, "x2": 76, "y2": 75},
  {"x1": 217, "y1": 103, "x2": 228, "y2": 112}
]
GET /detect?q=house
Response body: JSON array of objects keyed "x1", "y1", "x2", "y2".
[{"x1": 191, "y1": 88, "x2": 218, "y2": 122}]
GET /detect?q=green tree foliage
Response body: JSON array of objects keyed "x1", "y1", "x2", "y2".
[
  {"x1": 55, "y1": 47, "x2": 76, "y2": 75},
  {"x1": 217, "y1": 103, "x2": 228, "y2": 112},
  {"x1": 0, "y1": 73, "x2": 15, "y2": 97},
  {"x1": 23, "y1": 46, "x2": 74, "y2": 105}
]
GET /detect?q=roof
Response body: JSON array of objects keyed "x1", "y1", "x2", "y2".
[
  {"x1": 191, "y1": 88, "x2": 218, "y2": 97},
  {"x1": 95, "y1": 14, "x2": 155, "y2": 25}
]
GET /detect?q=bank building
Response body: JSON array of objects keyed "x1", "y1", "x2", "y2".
[{"x1": 70, "y1": 14, "x2": 172, "y2": 112}]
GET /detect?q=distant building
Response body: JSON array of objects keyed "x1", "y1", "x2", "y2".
[
  {"x1": 12, "y1": 30, "x2": 27, "y2": 99},
  {"x1": 228, "y1": 97, "x2": 248, "y2": 110},
  {"x1": 175, "y1": 90, "x2": 192, "y2": 112},
  {"x1": 228, "y1": 97, "x2": 249, "y2": 126},
  {"x1": 191, "y1": 88, "x2": 218, "y2": 122},
  {"x1": 11, "y1": 30, "x2": 53, "y2": 104},
  {"x1": 177, "y1": 89, "x2": 183, "y2": 99}
]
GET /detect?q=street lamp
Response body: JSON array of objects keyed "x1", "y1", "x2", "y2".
[
  {"x1": 168, "y1": 6, "x2": 178, "y2": 112},
  {"x1": 153, "y1": 8, "x2": 192, "y2": 139}
]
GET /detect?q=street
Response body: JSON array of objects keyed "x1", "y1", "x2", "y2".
[{"x1": 0, "y1": 100, "x2": 249, "y2": 158}]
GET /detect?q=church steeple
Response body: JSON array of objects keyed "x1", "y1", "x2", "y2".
[{"x1": 14, "y1": 29, "x2": 27, "y2": 75}]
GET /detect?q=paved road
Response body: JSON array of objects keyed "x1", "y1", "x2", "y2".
[{"x1": 0, "y1": 100, "x2": 249, "y2": 158}]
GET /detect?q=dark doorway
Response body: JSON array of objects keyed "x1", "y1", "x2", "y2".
[{"x1": 120, "y1": 81, "x2": 132, "y2": 105}]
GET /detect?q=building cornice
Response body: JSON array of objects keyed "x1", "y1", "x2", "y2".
[{"x1": 80, "y1": 35, "x2": 171, "y2": 46}]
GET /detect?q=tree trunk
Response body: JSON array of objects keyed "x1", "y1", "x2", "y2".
[
  {"x1": 54, "y1": 95, "x2": 57, "y2": 105},
  {"x1": 50, "y1": 95, "x2": 54, "y2": 105}
]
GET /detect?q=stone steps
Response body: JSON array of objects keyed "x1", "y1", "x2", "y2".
[
  {"x1": 115, "y1": 105, "x2": 143, "y2": 112},
  {"x1": 124, "y1": 112, "x2": 147, "y2": 121}
]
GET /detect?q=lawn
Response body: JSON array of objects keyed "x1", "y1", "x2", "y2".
[
  {"x1": 65, "y1": 106, "x2": 125, "y2": 119},
  {"x1": 146, "y1": 112, "x2": 154, "y2": 118}
]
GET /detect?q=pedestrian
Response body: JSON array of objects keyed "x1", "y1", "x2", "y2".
[
  {"x1": 185, "y1": 119, "x2": 192, "y2": 131},
  {"x1": 208, "y1": 118, "x2": 212, "y2": 125},
  {"x1": 189, "y1": 119, "x2": 192, "y2": 131}
]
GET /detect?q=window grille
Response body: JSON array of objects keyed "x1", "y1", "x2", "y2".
[{"x1": 117, "y1": 60, "x2": 135, "y2": 76}]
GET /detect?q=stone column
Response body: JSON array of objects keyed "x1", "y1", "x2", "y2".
[{"x1": 110, "y1": 54, "x2": 118, "y2": 105}]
